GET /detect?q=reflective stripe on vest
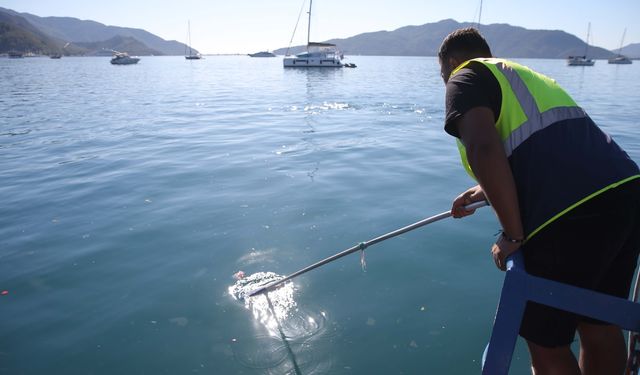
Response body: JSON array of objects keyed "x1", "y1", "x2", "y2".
[
  {"x1": 491, "y1": 61, "x2": 587, "y2": 157},
  {"x1": 451, "y1": 58, "x2": 587, "y2": 160}
]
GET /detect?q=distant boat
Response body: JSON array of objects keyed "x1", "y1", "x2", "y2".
[
  {"x1": 568, "y1": 23, "x2": 595, "y2": 66},
  {"x1": 283, "y1": 0, "x2": 355, "y2": 68},
  {"x1": 185, "y1": 21, "x2": 202, "y2": 60},
  {"x1": 567, "y1": 55, "x2": 595, "y2": 66},
  {"x1": 609, "y1": 28, "x2": 633, "y2": 65},
  {"x1": 111, "y1": 52, "x2": 140, "y2": 65},
  {"x1": 608, "y1": 55, "x2": 632, "y2": 64},
  {"x1": 8, "y1": 51, "x2": 23, "y2": 58},
  {"x1": 50, "y1": 54, "x2": 62, "y2": 59},
  {"x1": 249, "y1": 51, "x2": 276, "y2": 57}
]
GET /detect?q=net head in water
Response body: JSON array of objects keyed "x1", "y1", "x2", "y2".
[{"x1": 228, "y1": 271, "x2": 296, "y2": 332}]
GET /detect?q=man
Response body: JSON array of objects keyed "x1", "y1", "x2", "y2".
[{"x1": 439, "y1": 28, "x2": 640, "y2": 374}]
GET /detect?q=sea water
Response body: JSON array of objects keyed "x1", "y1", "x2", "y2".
[{"x1": 1, "y1": 56, "x2": 639, "y2": 374}]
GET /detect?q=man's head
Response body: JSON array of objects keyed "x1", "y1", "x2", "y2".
[{"x1": 438, "y1": 28, "x2": 492, "y2": 83}]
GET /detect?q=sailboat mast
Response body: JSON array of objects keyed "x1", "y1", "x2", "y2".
[
  {"x1": 618, "y1": 28, "x2": 627, "y2": 55},
  {"x1": 307, "y1": 0, "x2": 313, "y2": 50},
  {"x1": 188, "y1": 20, "x2": 193, "y2": 56},
  {"x1": 584, "y1": 22, "x2": 591, "y2": 57}
]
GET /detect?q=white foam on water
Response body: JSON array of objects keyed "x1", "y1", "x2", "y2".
[{"x1": 228, "y1": 272, "x2": 296, "y2": 334}]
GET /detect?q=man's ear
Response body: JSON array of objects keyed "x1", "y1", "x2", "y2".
[{"x1": 448, "y1": 57, "x2": 462, "y2": 70}]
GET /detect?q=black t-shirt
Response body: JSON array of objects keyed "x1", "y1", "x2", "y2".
[{"x1": 444, "y1": 61, "x2": 502, "y2": 138}]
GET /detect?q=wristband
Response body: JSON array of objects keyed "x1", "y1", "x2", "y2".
[{"x1": 500, "y1": 231, "x2": 524, "y2": 244}]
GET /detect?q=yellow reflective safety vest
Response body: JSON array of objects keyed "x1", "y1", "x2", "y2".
[{"x1": 450, "y1": 58, "x2": 640, "y2": 240}]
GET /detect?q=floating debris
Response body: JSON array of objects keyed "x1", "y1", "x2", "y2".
[
  {"x1": 169, "y1": 317, "x2": 189, "y2": 327},
  {"x1": 366, "y1": 317, "x2": 376, "y2": 326}
]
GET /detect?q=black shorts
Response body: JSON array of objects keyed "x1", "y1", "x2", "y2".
[{"x1": 519, "y1": 179, "x2": 640, "y2": 348}]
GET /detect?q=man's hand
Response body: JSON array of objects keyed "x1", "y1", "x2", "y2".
[
  {"x1": 451, "y1": 185, "x2": 486, "y2": 218},
  {"x1": 491, "y1": 235, "x2": 521, "y2": 271}
]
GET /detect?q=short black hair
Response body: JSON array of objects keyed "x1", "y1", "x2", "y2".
[{"x1": 438, "y1": 28, "x2": 492, "y2": 62}]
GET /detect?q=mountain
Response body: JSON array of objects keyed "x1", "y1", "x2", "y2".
[
  {"x1": 0, "y1": 10, "x2": 64, "y2": 54},
  {"x1": 274, "y1": 19, "x2": 615, "y2": 59},
  {"x1": 0, "y1": 7, "x2": 193, "y2": 55},
  {"x1": 74, "y1": 35, "x2": 161, "y2": 56},
  {"x1": 620, "y1": 43, "x2": 640, "y2": 58}
]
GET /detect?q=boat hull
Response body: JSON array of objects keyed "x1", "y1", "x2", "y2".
[
  {"x1": 249, "y1": 52, "x2": 276, "y2": 57},
  {"x1": 567, "y1": 58, "x2": 595, "y2": 66},
  {"x1": 608, "y1": 57, "x2": 632, "y2": 64},
  {"x1": 111, "y1": 58, "x2": 140, "y2": 65},
  {"x1": 567, "y1": 61, "x2": 595, "y2": 66},
  {"x1": 283, "y1": 56, "x2": 343, "y2": 68}
]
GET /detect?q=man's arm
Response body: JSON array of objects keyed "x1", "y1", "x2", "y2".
[{"x1": 457, "y1": 106, "x2": 524, "y2": 269}]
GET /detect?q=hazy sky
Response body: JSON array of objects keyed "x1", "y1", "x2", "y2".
[{"x1": 3, "y1": 0, "x2": 639, "y2": 54}]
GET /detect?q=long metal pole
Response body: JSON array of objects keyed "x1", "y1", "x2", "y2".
[{"x1": 248, "y1": 200, "x2": 489, "y2": 296}]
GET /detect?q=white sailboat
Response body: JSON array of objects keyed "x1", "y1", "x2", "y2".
[
  {"x1": 283, "y1": 0, "x2": 355, "y2": 68},
  {"x1": 185, "y1": 21, "x2": 202, "y2": 60},
  {"x1": 608, "y1": 28, "x2": 633, "y2": 64},
  {"x1": 567, "y1": 23, "x2": 595, "y2": 66}
]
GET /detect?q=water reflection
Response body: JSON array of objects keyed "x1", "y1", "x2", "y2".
[
  {"x1": 228, "y1": 272, "x2": 332, "y2": 373},
  {"x1": 279, "y1": 68, "x2": 355, "y2": 186},
  {"x1": 228, "y1": 272, "x2": 297, "y2": 331}
]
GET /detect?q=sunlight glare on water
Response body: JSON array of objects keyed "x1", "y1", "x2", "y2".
[
  {"x1": 228, "y1": 271, "x2": 296, "y2": 334},
  {"x1": 228, "y1": 271, "x2": 333, "y2": 373}
]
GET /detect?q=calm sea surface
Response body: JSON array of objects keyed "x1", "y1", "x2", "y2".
[{"x1": 1, "y1": 56, "x2": 639, "y2": 374}]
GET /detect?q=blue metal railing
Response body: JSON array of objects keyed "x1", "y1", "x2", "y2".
[{"x1": 482, "y1": 251, "x2": 640, "y2": 374}]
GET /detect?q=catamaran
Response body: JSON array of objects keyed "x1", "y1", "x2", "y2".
[
  {"x1": 609, "y1": 28, "x2": 633, "y2": 65},
  {"x1": 283, "y1": 0, "x2": 355, "y2": 68},
  {"x1": 568, "y1": 23, "x2": 595, "y2": 66}
]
